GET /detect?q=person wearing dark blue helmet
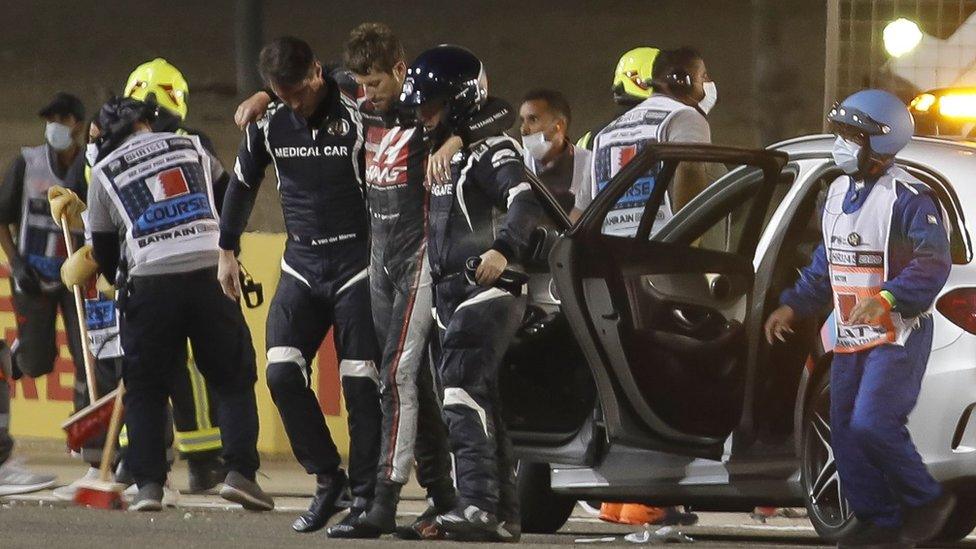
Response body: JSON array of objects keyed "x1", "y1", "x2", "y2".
[
  {"x1": 766, "y1": 89, "x2": 954, "y2": 547},
  {"x1": 401, "y1": 44, "x2": 543, "y2": 542}
]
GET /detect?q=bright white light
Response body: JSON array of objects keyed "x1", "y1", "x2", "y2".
[{"x1": 884, "y1": 18, "x2": 923, "y2": 58}]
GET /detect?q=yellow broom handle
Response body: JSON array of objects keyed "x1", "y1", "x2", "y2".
[{"x1": 60, "y1": 217, "x2": 98, "y2": 402}]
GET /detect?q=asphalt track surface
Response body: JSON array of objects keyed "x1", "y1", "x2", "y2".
[
  {"x1": 5, "y1": 494, "x2": 976, "y2": 548},
  {"x1": 0, "y1": 454, "x2": 972, "y2": 548},
  {"x1": 0, "y1": 501, "x2": 826, "y2": 549}
]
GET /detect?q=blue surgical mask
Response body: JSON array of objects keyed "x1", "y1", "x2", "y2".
[{"x1": 831, "y1": 136, "x2": 861, "y2": 175}]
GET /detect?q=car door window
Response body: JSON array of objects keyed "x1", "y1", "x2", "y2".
[
  {"x1": 595, "y1": 159, "x2": 733, "y2": 238},
  {"x1": 654, "y1": 164, "x2": 798, "y2": 259}
]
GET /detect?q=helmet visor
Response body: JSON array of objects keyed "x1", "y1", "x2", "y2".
[{"x1": 826, "y1": 102, "x2": 892, "y2": 137}]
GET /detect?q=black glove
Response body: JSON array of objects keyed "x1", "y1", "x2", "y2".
[{"x1": 10, "y1": 257, "x2": 41, "y2": 296}]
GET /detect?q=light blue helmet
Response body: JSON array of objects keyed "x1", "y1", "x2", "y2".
[{"x1": 827, "y1": 89, "x2": 914, "y2": 156}]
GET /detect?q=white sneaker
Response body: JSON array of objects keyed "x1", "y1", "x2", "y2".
[
  {"x1": 124, "y1": 480, "x2": 180, "y2": 507},
  {"x1": 53, "y1": 467, "x2": 101, "y2": 501},
  {"x1": 0, "y1": 458, "x2": 57, "y2": 496}
]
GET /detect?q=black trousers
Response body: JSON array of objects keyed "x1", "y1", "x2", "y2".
[
  {"x1": 9, "y1": 283, "x2": 84, "y2": 410},
  {"x1": 265, "y1": 267, "x2": 381, "y2": 503},
  {"x1": 433, "y1": 275, "x2": 523, "y2": 518},
  {"x1": 121, "y1": 267, "x2": 259, "y2": 487}
]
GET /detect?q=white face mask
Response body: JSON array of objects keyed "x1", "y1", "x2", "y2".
[
  {"x1": 831, "y1": 136, "x2": 862, "y2": 175},
  {"x1": 698, "y1": 81, "x2": 718, "y2": 115},
  {"x1": 85, "y1": 142, "x2": 100, "y2": 166},
  {"x1": 45, "y1": 122, "x2": 74, "y2": 151},
  {"x1": 521, "y1": 130, "x2": 553, "y2": 162}
]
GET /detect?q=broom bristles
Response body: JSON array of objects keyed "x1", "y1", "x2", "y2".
[
  {"x1": 73, "y1": 480, "x2": 126, "y2": 510},
  {"x1": 62, "y1": 389, "x2": 121, "y2": 451}
]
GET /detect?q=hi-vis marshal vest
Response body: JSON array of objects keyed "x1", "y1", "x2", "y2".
[
  {"x1": 80, "y1": 211, "x2": 121, "y2": 360},
  {"x1": 591, "y1": 95, "x2": 691, "y2": 237},
  {"x1": 19, "y1": 144, "x2": 77, "y2": 290},
  {"x1": 823, "y1": 169, "x2": 919, "y2": 353},
  {"x1": 91, "y1": 132, "x2": 219, "y2": 271}
]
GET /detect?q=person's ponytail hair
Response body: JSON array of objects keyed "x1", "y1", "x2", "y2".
[{"x1": 93, "y1": 96, "x2": 156, "y2": 164}]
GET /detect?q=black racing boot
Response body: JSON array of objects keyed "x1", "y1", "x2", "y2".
[
  {"x1": 187, "y1": 453, "x2": 226, "y2": 494},
  {"x1": 327, "y1": 480, "x2": 401, "y2": 538},
  {"x1": 436, "y1": 505, "x2": 501, "y2": 542},
  {"x1": 396, "y1": 479, "x2": 457, "y2": 540},
  {"x1": 292, "y1": 469, "x2": 348, "y2": 533},
  {"x1": 901, "y1": 491, "x2": 956, "y2": 543}
]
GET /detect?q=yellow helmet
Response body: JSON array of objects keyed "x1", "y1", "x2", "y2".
[
  {"x1": 124, "y1": 58, "x2": 189, "y2": 120},
  {"x1": 612, "y1": 47, "x2": 659, "y2": 105}
]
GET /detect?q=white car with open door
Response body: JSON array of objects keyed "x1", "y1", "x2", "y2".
[{"x1": 504, "y1": 136, "x2": 976, "y2": 544}]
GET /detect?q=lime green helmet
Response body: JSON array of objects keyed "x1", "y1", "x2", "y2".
[
  {"x1": 124, "y1": 58, "x2": 189, "y2": 120},
  {"x1": 612, "y1": 47, "x2": 659, "y2": 105}
]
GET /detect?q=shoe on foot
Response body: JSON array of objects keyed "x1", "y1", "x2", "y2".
[
  {"x1": 396, "y1": 482, "x2": 458, "y2": 540},
  {"x1": 327, "y1": 505, "x2": 376, "y2": 538},
  {"x1": 496, "y1": 520, "x2": 521, "y2": 543},
  {"x1": 53, "y1": 467, "x2": 99, "y2": 501},
  {"x1": 435, "y1": 505, "x2": 501, "y2": 541},
  {"x1": 397, "y1": 502, "x2": 446, "y2": 540},
  {"x1": 0, "y1": 458, "x2": 57, "y2": 496},
  {"x1": 219, "y1": 470, "x2": 274, "y2": 511},
  {"x1": 124, "y1": 480, "x2": 180, "y2": 507},
  {"x1": 902, "y1": 491, "x2": 956, "y2": 543},
  {"x1": 187, "y1": 455, "x2": 226, "y2": 494},
  {"x1": 328, "y1": 480, "x2": 401, "y2": 538},
  {"x1": 292, "y1": 470, "x2": 347, "y2": 532},
  {"x1": 128, "y1": 483, "x2": 163, "y2": 512}
]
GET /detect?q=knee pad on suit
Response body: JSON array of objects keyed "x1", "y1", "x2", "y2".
[
  {"x1": 442, "y1": 386, "x2": 489, "y2": 437},
  {"x1": 266, "y1": 347, "x2": 308, "y2": 391},
  {"x1": 339, "y1": 359, "x2": 379, "y2": 385}
]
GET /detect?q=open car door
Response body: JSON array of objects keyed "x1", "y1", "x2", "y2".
[{"x1": 551, "y1": 144, "x2": 788, "y2": 460}]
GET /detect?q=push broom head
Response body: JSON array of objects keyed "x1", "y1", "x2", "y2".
[
  {"x1": 62, "y1": 388, "x2": 121, "y2": 452},
  {"x1": 73, "y1": 478, "x2": 126, "y2": 510}
]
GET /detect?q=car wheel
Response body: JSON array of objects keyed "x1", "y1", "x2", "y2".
[
  {"x1": 932, "y1": 497, "x2": 976, "y2": 542},
  {"x1": 801, "y1": 371, "x2": 860, "y2": 541},
  {"x1": 517, "y1": 461, "x2": 575, "y2": 533}
]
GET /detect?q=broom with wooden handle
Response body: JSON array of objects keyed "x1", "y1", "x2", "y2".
[
  {"x1": 48, "y1": 186, "x2": 121, "y2": 452},
  {"x1": 72, "y1": 380, "x2": 126, "y2": 509}
]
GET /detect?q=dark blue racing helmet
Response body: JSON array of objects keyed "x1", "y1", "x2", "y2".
[{"x1": 399, "y1": 44, "x2": 488, "y2": 129}]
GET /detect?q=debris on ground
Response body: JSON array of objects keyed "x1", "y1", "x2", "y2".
[{"x1": 624, "y1": 525, "x2": 695, "y2": 544}]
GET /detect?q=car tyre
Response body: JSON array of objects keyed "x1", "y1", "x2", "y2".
[
  {"x1": 801, "y1": 370, "x2": 861, "y2": 542},
  {"x1": 932, "y1": 497, "x2": 976, "y2": 542},
  {"x1": 517, "y1": 461, "x2": 575, "y2": 534}
]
